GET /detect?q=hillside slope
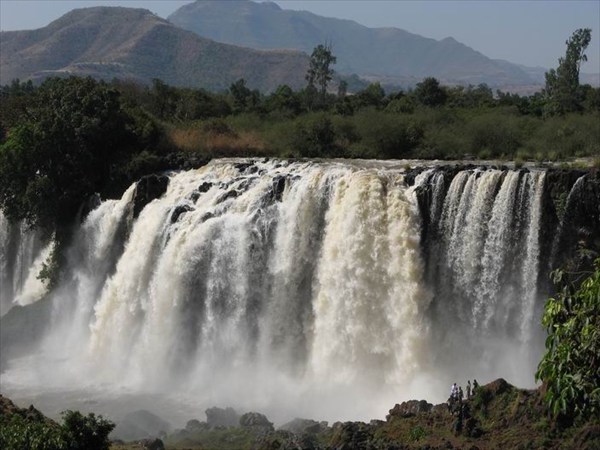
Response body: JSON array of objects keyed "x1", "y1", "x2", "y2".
[
  {"x1": 0, "y1": 7, "x2": 309, "y2": 92},
  {"x1": 169, "y1": 0, "x2": 534, "y2": 87}
]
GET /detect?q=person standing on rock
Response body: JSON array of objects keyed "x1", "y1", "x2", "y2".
[
  {"x1": 473, "y1": 379, "x2": 479, "y2": 394},
  {"x1": 466, "y1": 380, "x2": 471, "y2": 399},
  {"x1": 459, "y1": 386, "x2": 464, "y2": 403},
  {"x1": 450, "y1": 383, "x2": 458, "y2": 400}
]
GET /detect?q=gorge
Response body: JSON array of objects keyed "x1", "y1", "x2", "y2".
[{"x1": 0, "y1": 159, "x2": 598, "y2": 425}]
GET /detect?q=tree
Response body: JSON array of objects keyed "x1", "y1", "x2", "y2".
[
  {"x1": 305, "y1": 44, "x2": 337, "y2": 109},
  {"x1": 414, "y1": 77, "x2": 447, "y2": 107},
  {"x1": 536, "y1": 258, "x2": 600, "y2": 422},
  {"x1": 0, "y1": 77, "x2": 134, "y2": 232},
  {"x1": 544, "y1": 28, "x2": 592, "y2": 115},
  {"x1": 60, "y1": 410, "x2": 114, "y2": 450},
  {"x1": 229, "y1": 78, "x2": 260, "y2": 113}
]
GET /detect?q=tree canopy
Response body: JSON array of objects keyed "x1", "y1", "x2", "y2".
[
  {"x1": 0, "y1": 77, "x2": 135, "y2": 231},
  {"x1": 536, "y1": 258, "x2": 600, "y2": 422},
  {"x1": 544, "y1": 28, "x2": 592, "y2": 115}
]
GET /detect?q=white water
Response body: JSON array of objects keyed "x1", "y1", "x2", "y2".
[
  {"x1": 1, "y1": 160, "x2": 555, "y2": 425},
  {"x1": 0, "y1": 211, "x2": 50, "y2": 316}
]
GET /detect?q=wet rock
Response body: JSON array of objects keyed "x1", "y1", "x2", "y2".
[
  {"x1": 272, "y1": 175, "x2": 286, "y2": 202},
  {"x1": 198, "y1": 181, "x2": 213, "y2": 193},
  {"x1": 133, "y1": 175, "x2": 169, "y2": 218},
  {"x1": 200, "y1": 212, "x2": 214, "y2": 222},
  {"x1": 330, "y1": 421, "x2": 373, "y2": 450},
  {"x1": 234, "y1": 162, "x2": 254, "y2": 172},
  {"x1": 188, "y1": 192, "x2": 200, "y2": 202},
  {"x1": 217, "y1": 190, "x2": 239, "y2": 203},
  {"x1": 279, "y1": 418, "x2": 329, "y2": 435},
  {"x1": 205, "y1": 407, "x2": 239, "y2": 428},
  {"x1": 170, "y1": 204, "x2": 193, "y2": 223},
  {"x1": 239, "y1": 412, "x2": 274, "y2": 432}
]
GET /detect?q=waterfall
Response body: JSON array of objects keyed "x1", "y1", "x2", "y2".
[
  {"x1": 1, "y1": 160, "x2": 569, "y2": 422},
  {"x1": 0, "y1": 211, "x2": 50, "y2": 316}
]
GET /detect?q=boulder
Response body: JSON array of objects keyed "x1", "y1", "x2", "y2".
[
  {"x1": 239, "y1": 412, "x2": 274, "y2": 432},
  {"x1": 279, "y1": 418, "x2": 328, "y2": 435},
  {"x1": 133, "y1": 175, "x2": 169, "y2": 218},
  {"x1": 387, "y1": 400, "x2": 433, "y2": 419}
]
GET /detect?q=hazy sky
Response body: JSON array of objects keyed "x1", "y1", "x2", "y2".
[{"x1": 1, "y1": 0, "x2": 598, "y2": 73}]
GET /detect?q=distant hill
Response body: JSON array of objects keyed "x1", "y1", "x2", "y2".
[
  {"x1": 0, "y1": 7, "x2": 309, "y2": 91},
  {"x1": 168, "y1": 0, "x2": 536, "y2": 87}
]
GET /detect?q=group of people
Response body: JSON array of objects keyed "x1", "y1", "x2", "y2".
[{"x1": 448, "y1": 379, "x2": 479, "y2": 413}]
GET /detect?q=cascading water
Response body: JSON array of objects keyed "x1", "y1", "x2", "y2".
[
  {"x1": 0, "y1": 211, "x2": 51, "y2": 316},
  {"x1": 0, "y1": 159, "x2": 583, "y2": 424}
]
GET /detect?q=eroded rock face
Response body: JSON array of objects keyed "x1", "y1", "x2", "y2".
[
  {"x1": 387, "y1": 400, "x2": 433, "y2": 419},
  {"x1": 239, "y1": 412, "x2": 274, "y2": 432},
  {"x1": 133, "y1": 175, "x2": 169, "y2": 218},
  {"x1": 279, "y1": 418, "x2": 329, "y2": 435}
]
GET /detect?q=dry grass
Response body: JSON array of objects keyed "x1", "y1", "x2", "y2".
[{"x1": 168, "y1": 126, "x2": 268, "y2": 158}]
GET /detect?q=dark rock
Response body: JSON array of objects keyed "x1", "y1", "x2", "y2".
[
  {"x1": 188, "y1": 191, "x2": 200, "y2": 202},
  {"x1": 279, "y1": 418, "x2": 329, "y2": 435},
  {"x1": 330, "y1": 421, "x2": 373, "y2": 450},
  {"x1": 217, "y1": 190, "x2": 239, "y2": 203},
  {"x1": 205, "y1": 407, "x2": 239, "y2": 428},
  {"x1": 198, "y1": 182, "x2": 213, "y2": 193},
  {"x1": 272, "y1": 175, "x2": 286, "y2": 202},
  {"x1": 485, "y1": 378, "x2": 513, "y2": 395},
  {"x1": 133, "y1": 174, "x2": 169, "y2": 218},
  {"x1": 200, "y1": 212, "x2": 214, "y2": 222},
  {"x1": 387, "y1": 400, "x2": 433, "y2": 419},
  {"x1": 239, "y1": 411, "x2": 274, "y2": 432},
  {"x1": 234, "y1": 162, "x2": 254, "y2": 172},
  {"x1": 139, "y1": 438, "x2": 165, "y2": 450},
  {"x1": 170, "y1": 204, "x2": 193, "y2": 223}
]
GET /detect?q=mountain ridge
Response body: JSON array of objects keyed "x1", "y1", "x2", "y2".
[
  {"x1": 0, "y1": 6, "x2": 309, "y2": 91},
  {"x1": 168, "y1": 0, "x2": 536, "y2": 87}
]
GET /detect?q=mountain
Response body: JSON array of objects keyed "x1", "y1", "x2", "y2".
[
  {"x1": 168, "y1": 0, "x2": 536, "y2": 87},
  {"x1": 0, "y1": 7, "x2": 309, "y2": 91}
]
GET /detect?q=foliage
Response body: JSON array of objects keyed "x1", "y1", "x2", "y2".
[
  {"x1": 415, "y1": 77, "x2": 447, "y2": 107},
  {"x1": 0, "y1": 409, "x2": 114, "y2": 450},
  {"x1": 409, "y1": 425, "x2": 426, "y2": 442},
  {"x1": 0, "y1": 414, "x2": 64, "y2": 450},
  {"x1": 305, "y1": 44, "x2": 337, "y2": 110},
  {"x1": 0, "y1": 77, "x2": 135, "y2": 231},
  {"x1": 535, "y1": 258, "x2": 600, "y2": 421},
  {"x1": 544, "y1": 28, "x2": 592, "y2": 115},
  {"x1": 60, "y1": 410, "x2": 114, "y2": 450}
]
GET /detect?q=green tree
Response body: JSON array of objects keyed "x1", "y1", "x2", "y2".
[
  {"x1": 229, "y1": 78, "x2": 260, "y2": 114},
  {"x1": 305, "y1": 44, "x2": 337, "y2": 109},
  {"x1": 414, "y1": 77, "x2": 447, "y2": 107},
  {"x1": 536, "y1": 258, "x2": 600, "y2": 422},
  {"x1": 60, "y1": 410, "x2": 114, "y2": 450},
  {"x1": 544, "y1": 28, "x2": 592, "y2": 115},
  {"x1": 0, "y1": 77, "x2": 135, "y2": 233}
]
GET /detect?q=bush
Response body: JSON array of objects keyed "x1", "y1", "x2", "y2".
[
  {"x1": 536, "y1": 259, "x2": 600, "y2": 422},
  {"x1": 0, "y1": 410, "x2": 114, "y2": 450},
  {"x1": 291, "y1": 114, "x2": 339, "y2": 158}
]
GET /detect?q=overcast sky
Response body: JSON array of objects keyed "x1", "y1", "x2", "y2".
[{"x1": 1, "y1": 0, "x2": 598, "y2": 73}]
